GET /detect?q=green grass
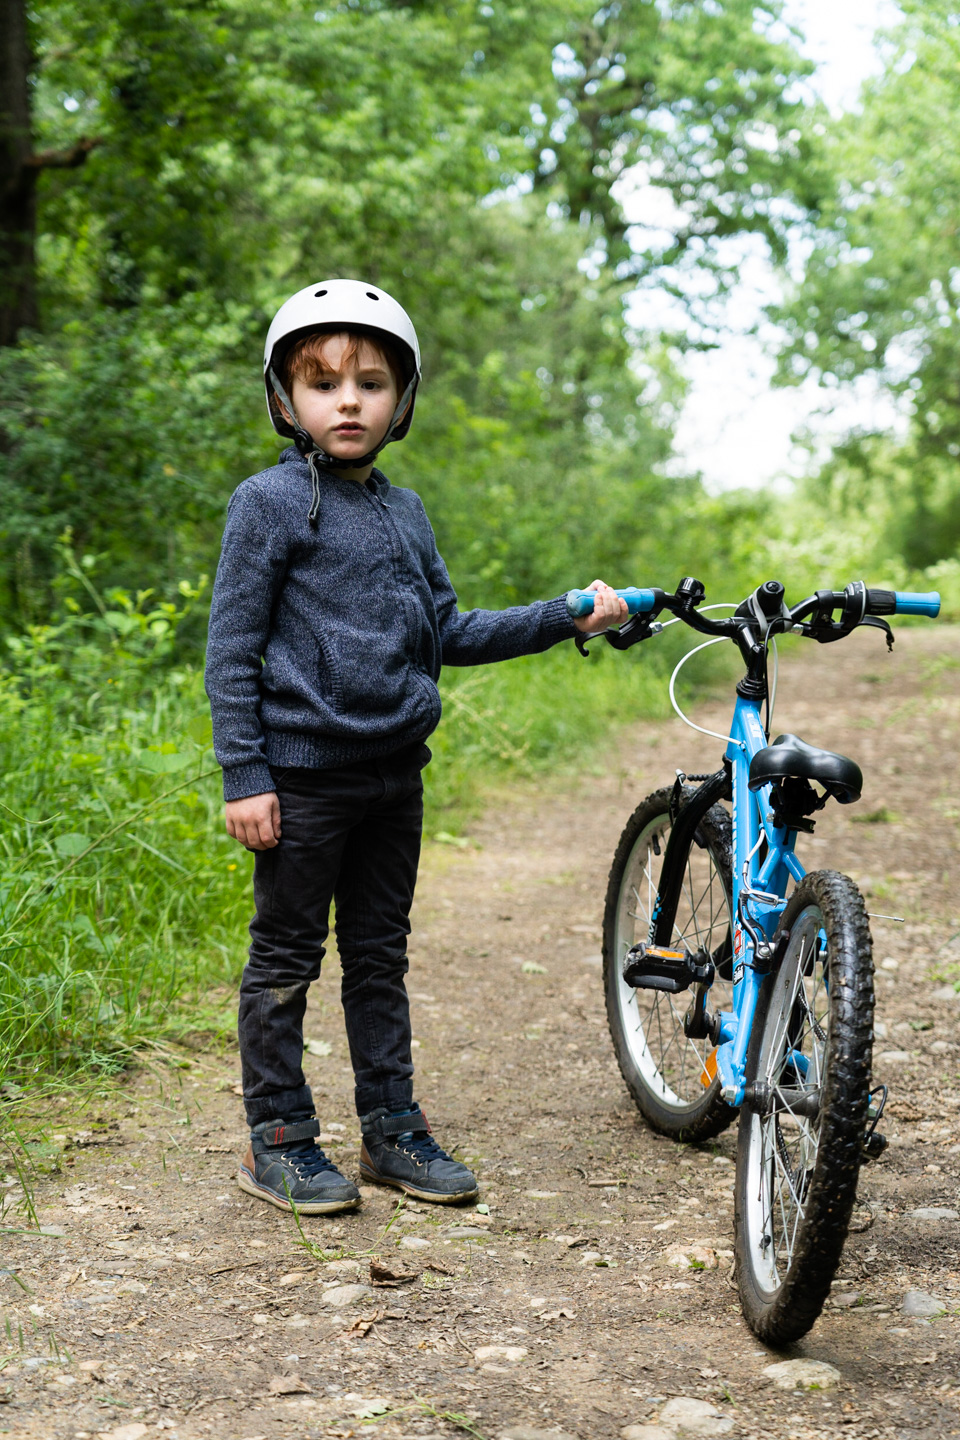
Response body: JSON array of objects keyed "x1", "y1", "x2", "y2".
[{"x1": 0, "y1": 561, "x2": 681, "y2": 1089}]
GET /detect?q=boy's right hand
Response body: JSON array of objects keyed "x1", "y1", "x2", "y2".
[{"x1": 225, "y1": 792, "x2": 281, "y2": 850}]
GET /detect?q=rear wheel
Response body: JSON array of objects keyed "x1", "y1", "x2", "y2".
[
  {"x1": 734, "y1": 869, "x2": 874, "y2": 1344},
  {"x1": 603, "y1": 786, "x2": 736, "y2": 1142}
]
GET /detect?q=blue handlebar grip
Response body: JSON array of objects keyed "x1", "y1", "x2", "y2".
[
  {"x1": 565, "y1": 587, "x2": 658, "y2": 619},
  {"x1": 894, "y1": 590, "x2": 941, "y2": 617}
]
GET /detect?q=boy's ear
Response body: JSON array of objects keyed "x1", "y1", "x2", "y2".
[{"x1": 270, "y1": 390, "x2": 294, "y2": 426}]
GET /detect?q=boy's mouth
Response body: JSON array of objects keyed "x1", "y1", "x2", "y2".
[{"x1": 333, "y1": 423, "x2": 364, "y2": 435}]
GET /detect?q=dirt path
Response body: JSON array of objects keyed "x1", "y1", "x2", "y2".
[{"x1": 3, "y1": 626, "x2": 960, "y2": 1440}]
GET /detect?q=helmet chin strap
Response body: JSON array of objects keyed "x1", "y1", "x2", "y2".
[{"x1": 268, "y1": 368, "x2": 416, "y2": 527}]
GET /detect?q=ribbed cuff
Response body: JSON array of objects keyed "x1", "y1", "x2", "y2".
[
  {"x1": 222, "y1": 760, "x2": 277, "y2": 802},
  {"x1": 544, "y1": 594, "x2": 579, "y2": 644}
]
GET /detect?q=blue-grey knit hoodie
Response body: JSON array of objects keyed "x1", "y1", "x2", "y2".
[{"x1": 205, "y1": 447, "x2": 577, "y2": 801}]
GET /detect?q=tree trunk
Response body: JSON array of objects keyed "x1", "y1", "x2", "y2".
[
  {"x1": 0, "y1": 0, "x2": 38, "y2": 346},
  {"x1": 0, "y1": 0, "x2": 100, "y2": 346}
]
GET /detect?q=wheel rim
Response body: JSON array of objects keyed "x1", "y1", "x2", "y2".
[
  {"x1": 612, "y1": 809, "x2": 733, "y2": 1110},
  {"x1": 742, "y1": 905, "x2": 828, "y2": 1295}
]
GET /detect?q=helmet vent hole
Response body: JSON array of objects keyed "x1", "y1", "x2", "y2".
[
  {"x1": 366, "y1": 291, "x2": 380, "y2": 300},
  {"x1": 314, "y1": 288, "x2": 328, "y2": 297}
]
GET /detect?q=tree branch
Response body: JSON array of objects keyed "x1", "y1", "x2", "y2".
[{"x1": 24, "y1": 135, "x2": 101, "y2": 170}]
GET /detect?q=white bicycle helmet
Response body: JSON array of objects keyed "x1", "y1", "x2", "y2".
[{"x1": 263, "y1": 278, "x2": 421, "y2": 468}]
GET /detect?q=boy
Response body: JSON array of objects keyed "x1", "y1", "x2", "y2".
[{"x1": 205, "y1": 279, "x2": 625, "y2": 1215}]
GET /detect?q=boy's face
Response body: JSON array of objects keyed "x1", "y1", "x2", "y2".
[{"x1": 285, "y1": 333, "x2": 400, "y2": 466}]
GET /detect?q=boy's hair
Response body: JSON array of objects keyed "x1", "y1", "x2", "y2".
[{"x1": 281, "y1": 329, "x2": 406, "y2": 396}]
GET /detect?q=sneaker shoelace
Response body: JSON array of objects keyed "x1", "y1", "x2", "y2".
[
  {"x1": 282, "y1": 1141, "x2": 339, "y2": 1177},
  {"x1": 396, "y1": 1130, "x2": 452, "y2": 1165}
]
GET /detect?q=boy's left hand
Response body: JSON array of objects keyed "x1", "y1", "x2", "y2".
[{"x1": 573, "y1": 580, "x2": 629, "y2": 634}]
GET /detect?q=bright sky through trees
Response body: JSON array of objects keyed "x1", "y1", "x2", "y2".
[{"x1": 640, "y1": 0, "x2": 904, "y2": 492}]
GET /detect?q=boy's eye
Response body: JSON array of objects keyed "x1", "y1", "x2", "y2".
[{"x1": 315, "y1": 381, "x2": 336, "y2": 391}]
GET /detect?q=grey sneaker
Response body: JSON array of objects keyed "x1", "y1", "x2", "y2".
[
  {"x1": 358, "y1": 1105, "x2": 478, "y2": 1203},
  {"x1": 238, "y1": 1118, "x2": 360, "y2": 1215}
]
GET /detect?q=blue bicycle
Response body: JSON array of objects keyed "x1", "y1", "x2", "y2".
[{"x1": 566, "y1": 576, "x2": 940, "y2": 1344}]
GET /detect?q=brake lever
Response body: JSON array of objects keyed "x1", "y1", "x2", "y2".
[
  {"x1": 575, "y1": 612, "x2": 665, "y2": 658},
  {"x1": 800, "y1": 615, "x2": 895, "y2": 652}
]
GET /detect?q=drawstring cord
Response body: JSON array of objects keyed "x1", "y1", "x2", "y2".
[{"x1": 307, "y1": 450, "x2": 324, "y2": 529}]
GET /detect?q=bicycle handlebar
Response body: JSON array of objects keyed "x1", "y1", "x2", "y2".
[
  {"x1": 567, "y1": 581, "x2": 944, "y2": 627},
  {"x1": 564, "y1": 578, "x2": 942, "y2": 648}
]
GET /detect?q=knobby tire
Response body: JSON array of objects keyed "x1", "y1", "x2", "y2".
[{"x1": 734, "y1": 869, "x2": 874, "y2": 1344}]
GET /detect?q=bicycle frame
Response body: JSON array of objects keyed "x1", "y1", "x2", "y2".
[{"x1": 713, "y1": 695, "x2": 806, "y2": 1107}]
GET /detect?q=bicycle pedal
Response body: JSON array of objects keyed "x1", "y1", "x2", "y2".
[{"x1": 623, "y1": 942, "x2": 715, "y2": 995}]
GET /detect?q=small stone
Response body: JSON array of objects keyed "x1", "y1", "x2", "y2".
[
  {"x1": 445, "y1": 1227, "x2": 489, "y2": 1240},
  {"x1": 658, "y1": 1396, "x2": 735, "y2": 1435},
  {"x1": 880, "y1": 958, "x2": 899, "y2": 971},
  {"x1": 832, "y1": 1291, "x2": 861, "y2": 1308},
  {"x1": 268, "y1": 1373, "x2": 312, "y2": 1394},
  {"x1": 97, "y1": 1426, "x2": 149, "y2": 1440},
  {"x1": 116, "y1": 1281, "x2": 147, "y2": 1295},
  {"x1": 877, "y1": 1050, "x2": 912, "y2": 1063},
  {"x1": 319, "y1": 1283, "x2": 373, "y2": 1308},
  {"x1": 901, "y1": 1290, "x2": 946, "y2": 1318},
  {"x1": 621, "y1": 1428, "x2": 674, "y2": 1440},
  {"x1": 907, "y1": 1207, "x2": 959, "y2": 1221},
  {"x1": 663, "y1": 1244, "x2": 717, "y2": 1271},
  {"x1": 932, "y1": 985, "x2": 960, "y2": 1001},
  {"x1": 474, "y1": 1344, "x2": 527, "y2": 1365},
  {"x1": 930, "y1": 1040, "x2": 952, "y2": 1053},
  {"x1": 763, "y1": 1359, "x2": 841, "y2": 1390},
  {"x1": 38, "y1": 1225, "x2": 66, "y2": 1237},
  {"x1": 323, "y1": 1258, "x2": 361, "y2": 1275},
  {"x1": 399, "y1": 1235, "x2": 431, "y2": 1250}
]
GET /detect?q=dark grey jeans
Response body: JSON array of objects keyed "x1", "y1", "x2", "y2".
[{"x1": 238, "y1": 744, "x2": 427, "y2": 1127}]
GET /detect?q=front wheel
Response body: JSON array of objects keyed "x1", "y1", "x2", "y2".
[{"x1": 734, "y1": 869, "x2": 874, "y2": 1345}]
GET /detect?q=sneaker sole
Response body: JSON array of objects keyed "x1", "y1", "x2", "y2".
[
  {"x1": 237, "y1": 1164, "x2": 360, "y2": 1215},
  {"x1": 357, "y1": 1161, "x2": 478, "y2": 1205}
]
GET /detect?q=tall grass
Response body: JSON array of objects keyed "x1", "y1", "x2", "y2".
[{"x1": 0, "y1": 548, "x2": 677, "y2": 1086}]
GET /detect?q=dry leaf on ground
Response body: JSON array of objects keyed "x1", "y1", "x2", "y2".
[{"x1": 370, "y1": 1258, "x2": 418, "y2": 1286}]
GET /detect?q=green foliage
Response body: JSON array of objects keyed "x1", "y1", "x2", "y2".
[
  {"x1": 774, "y1": 0, "x2": 960, "y2": 571},
  {"x1": 0, "y1": 554, "x2": 242, "y2": 1081}
]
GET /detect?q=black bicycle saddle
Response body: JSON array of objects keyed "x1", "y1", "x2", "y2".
[{"x1": 748, "y1": 733, "x2": 862, "y2": 805}]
